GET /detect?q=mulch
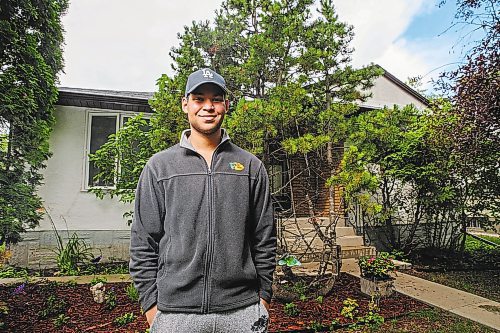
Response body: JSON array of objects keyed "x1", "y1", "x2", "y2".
[{"x1": 0, "y1": 273, "x2": 429, "y2": 332}]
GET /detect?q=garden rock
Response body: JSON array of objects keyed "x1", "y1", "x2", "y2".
[{"x1": 90, "y1": 282, "x2": 106, "y2": 303}]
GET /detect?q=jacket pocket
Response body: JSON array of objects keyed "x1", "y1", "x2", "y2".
[{"x1": 157, "y1": 235, "x2": 171, "y2": 282}]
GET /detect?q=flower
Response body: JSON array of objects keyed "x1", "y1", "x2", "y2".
[
  {"x1": 358, "y1": 252, "x2": 395, "y2": 280},
  {"x1": 12, "y1": 283, "x2": 26, "y2": 295}
]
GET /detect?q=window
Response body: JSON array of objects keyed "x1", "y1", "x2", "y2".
[
  {"x1": 268, "y1": 163, "x2": 284, "y2": 195},
  {"x1": 268, "y1": 162, "x2": 291, "y2": 212},
  {"x1": 85, "y1": 112, "x2": 149, "y2": 189},
  {"x1": 87, "y1": 114, "x2": 118, "y2": 188}
]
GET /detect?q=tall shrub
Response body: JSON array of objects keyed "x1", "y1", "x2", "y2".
[{"x1": 0, "y1": 0, "x2": 69, "y2": 244}]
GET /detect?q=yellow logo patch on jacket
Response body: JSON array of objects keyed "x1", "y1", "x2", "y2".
[{"x1": 229, "y1": 162, "x2": 245, "y2": 171}]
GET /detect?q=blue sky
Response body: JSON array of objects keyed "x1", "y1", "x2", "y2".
[
  {"x1": 399, "y1": 0, "x2": 462, "y2": 84},
  {"x1": 59, "y1": 0, "x2": 464, "y2": 93},
  {"x1": 403, "y1": 1, "x2": 457, "y2": 40}
]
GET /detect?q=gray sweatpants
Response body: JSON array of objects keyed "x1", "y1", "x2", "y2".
[{"x1": 150, "y1": 302, "x2": 269, "y2": 333}]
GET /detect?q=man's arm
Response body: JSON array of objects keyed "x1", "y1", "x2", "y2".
[
  {"x1": 252, "y1": 163, "x2": 277, "y2": 304},
  {"x1": 129, "y1": 163, "x2": 165, "y2": 315}
]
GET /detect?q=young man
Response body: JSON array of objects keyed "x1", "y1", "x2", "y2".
[{"x1": 129, "y1": 68, "x2": 276, "y2": 332}]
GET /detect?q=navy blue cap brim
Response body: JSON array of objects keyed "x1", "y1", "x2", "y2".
[{"x1": 185, "y1": 81, "x2": 227, "y2": 97}]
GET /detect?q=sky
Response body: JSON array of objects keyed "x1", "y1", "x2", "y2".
[{"x1": 59, "y1": 0, "x2": 462, "y2": 93}]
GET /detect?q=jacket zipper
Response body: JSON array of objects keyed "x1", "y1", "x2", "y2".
[
  {"x1": 201, "y1": 148, "x2": 221, "y2": 314},
  {"x1": 184, "y1": 137, "x2": 226, "y2": 314},
  {"x1": 203, "y1": 167, "x2": 213, "y2": 313}
]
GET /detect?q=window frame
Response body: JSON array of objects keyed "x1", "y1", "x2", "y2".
[{"x1": 82, "y1": 110, "x2": 150, "y2": 191}]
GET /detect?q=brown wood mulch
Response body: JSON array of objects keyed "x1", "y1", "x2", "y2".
[{"x1": 0, "y1": 273, "x2": 429, "y2": 332}]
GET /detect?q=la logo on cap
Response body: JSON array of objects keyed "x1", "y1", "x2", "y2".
[{"x1": 202, "y1": 69, "x2": 214, "y2": 78}]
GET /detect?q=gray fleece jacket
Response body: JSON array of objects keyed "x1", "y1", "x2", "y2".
[{"x1": 129, "y1": 129, "x2": 276, "y2": 314}]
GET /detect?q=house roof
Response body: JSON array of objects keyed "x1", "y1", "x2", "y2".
[
  {"x1": 379, "y1": 66, "x2": 430, "y2": 106},
  {"x1": 57, "y1": 87, "x2": 154, "y2": 113},
  {"x1": 57, "y1": 67, "x2": 429, "y2": 113}
]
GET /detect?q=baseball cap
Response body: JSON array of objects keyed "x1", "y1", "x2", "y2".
[{"x1": 185, "y1": 68, "x2": 227, "y2": 97}]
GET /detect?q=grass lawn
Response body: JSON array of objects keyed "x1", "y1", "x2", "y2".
[
  {"x1": 409, "y1": 269, "x2": 500, "y2": 303},
  {"x1": 407, "y1": 234, "x2": 500, "y2": 303},
  {"x1": 376, "y1": 308, "x2": 497, "y2": 332}
]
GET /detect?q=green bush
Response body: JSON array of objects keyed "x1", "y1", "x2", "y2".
[
  {"x1": 38, "y1": 295, "x2": 67, "y2": 319},
  {"x1": 90, "y1": 276, "x2": 107, "y2": 286},
  {"x1": 282, "y1": 280, "x2": 308, "y2": 299},
  {"x1": 102, "y1": 262, "x2": 129, "y2": 275},
  {"x1": 464, "y1": 235, "x2": 499, "y2": 252},
  {"x1": 340, "y1": 298, "x2": 359, "y2": 320},
  {"x1": 0, "y1": 266, "x2": 29, "y2": 279},
  {"x1": 308, "y1": 320, "x2": 325, "y2": 332},
  {"x1": 357, "y1": 311, "x2": 384, "y2": 328},
  {"x1": 105, "y1": 288, "x2": 117, "y2": 310},
  {"x1": 53, "y1": 314, "x2": 70, "y2": 328},
  {"x1": 283, "y1": 302, "x2": 299, "y2": 317}
]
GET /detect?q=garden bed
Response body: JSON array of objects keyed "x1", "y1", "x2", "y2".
[{"x1": 0, "y1": 273, "x2": 432, "y2": 332}]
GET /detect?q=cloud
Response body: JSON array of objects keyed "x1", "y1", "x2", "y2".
[
  {"x1": 334, "y1": 0, "x2": 427, "y2": 65},
  {"x1": 333, "y1": 0, "x2": 456, "y2": 91},
  {"x1": 60, "y1": 0, "x2": 223, "y2": 92},
  {"x1": 59, "y1": 0, "x2": 456, "y2": 93}
]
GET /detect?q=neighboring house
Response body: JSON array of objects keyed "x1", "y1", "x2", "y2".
[
  {"x1": 10, "y1": 88, "x2": 154, "y2": 267},
  {"x1": 271, "y1": 68, "x2": 429, "y2": 219},
  {"x1": 10, "y1": 68, "x2": 429, "y2": 268}
]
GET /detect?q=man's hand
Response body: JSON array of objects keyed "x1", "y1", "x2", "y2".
[
  {"x1": 260, "y1": 298, "x2": 270, "y2": 312},
  {"x1": 145, "y1": 305, "x2": 158, "y2": 326}
]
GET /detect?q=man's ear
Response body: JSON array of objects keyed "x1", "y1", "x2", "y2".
[
  {"x1": 182, "y1": 96, "x2": 188, "y2": 114},
  {"x1": 225, "y1": 99, "x2": 230, "y2": 113}
]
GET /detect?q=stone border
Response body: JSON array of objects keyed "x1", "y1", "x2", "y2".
[{"x1": 0, "y1": 273, "x2": 131, "y2": 286}]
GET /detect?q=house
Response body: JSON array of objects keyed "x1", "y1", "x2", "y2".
[
  {"x1": 9, "y1": 68, "x2": 429, "y2": 268},
  {"x1": 10, "y1": 88, "x2": 154, "y2": 267},
  {"x1": 270, "y1": 68, "x2": 429, "y2": 219},
  {"x1": 268, "y1": 68, "x2": 429, "y2": 266}
]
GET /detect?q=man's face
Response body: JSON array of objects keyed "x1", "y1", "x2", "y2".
[{"x1": 182, "y1": 83, "x2": 229, "y2": 136}]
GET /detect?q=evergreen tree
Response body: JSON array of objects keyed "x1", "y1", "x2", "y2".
[
  {"x1": 0, "y1": 0, "x2": 68, "y2": 244},
  {"x1": 92, "y1": 0, "x2": 381, "y2": 219}
]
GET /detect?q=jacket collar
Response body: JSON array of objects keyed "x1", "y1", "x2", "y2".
[{"x1": 180, "y1": 129, "x2": 231, "y2": 152}]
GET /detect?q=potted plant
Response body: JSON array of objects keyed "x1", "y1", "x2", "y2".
[{"x1": 357, "y1": 252, "x2": 396, "y2": 297}]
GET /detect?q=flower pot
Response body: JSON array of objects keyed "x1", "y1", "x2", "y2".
[{"x1": 359, "y1": 275, "x2": 394, "y2": 298}]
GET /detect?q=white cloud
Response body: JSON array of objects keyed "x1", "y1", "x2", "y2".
[
  {"x1": 374, "y1": 36, "x2": 458, "y2": 90},
  {"x1": 59, "y1": 0, "x2": 456, "y2": 93},
  {"x1": 60, "y1": 0, "x2": 223, "y2": 91},
  {"x1": 334, "y1": 0, "x2": 427, "y2": 66},
  {"x1": 333, "y1": 0, "x2": 458, "y2": 91}
]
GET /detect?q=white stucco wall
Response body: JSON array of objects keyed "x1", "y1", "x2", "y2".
[
  {"x1": 362, "y1": 75, "x2": 427, "y2": 110},
  {"x1": 37, "y1": 105, "x2": 134, "y2": 231}
]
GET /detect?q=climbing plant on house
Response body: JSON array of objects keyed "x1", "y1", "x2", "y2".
[{"x1": 0, "y1": 0, "x2": 69, "y2": 244}]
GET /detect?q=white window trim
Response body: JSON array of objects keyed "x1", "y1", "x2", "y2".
[{"x1": 82, "y1": 110, "x2": 151, "y2": 191}]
